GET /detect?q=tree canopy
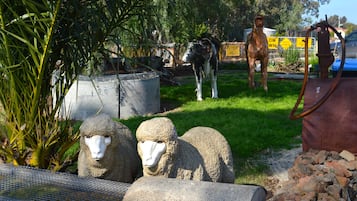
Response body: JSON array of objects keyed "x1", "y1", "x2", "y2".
[{"x1": 149, "y1": 0, "x2": 331, "y2": 42}]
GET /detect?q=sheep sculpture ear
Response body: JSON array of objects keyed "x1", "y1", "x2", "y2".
[
  {"x1": 138, "y1": 140, "x2": 166, "y2": 167},
  {"x1": 84, "y1": 135, "x2": 112, "y2": 161}
]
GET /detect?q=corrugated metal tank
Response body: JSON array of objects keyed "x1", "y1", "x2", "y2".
[{"x1": 56, "y1": 72, "x2": 160, "y2": 120}]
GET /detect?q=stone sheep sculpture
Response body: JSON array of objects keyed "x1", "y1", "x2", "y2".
[
  {"x1": 78, "y1": 113, "x2": 142, "y2": 183},
  {"x1": 136, "y1": 117, "x2": 235, "y2": 183}
]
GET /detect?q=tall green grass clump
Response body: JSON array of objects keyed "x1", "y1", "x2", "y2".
[
  {"x1": 284, "y1": 48, "x2": 301, "y2": 65},
  {"x1": 283, "y1": 48, "x2": 300, "y2": 65}
]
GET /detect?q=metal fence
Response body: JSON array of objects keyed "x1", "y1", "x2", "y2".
[
  {"x1": 121, "y1": 37, "x2": 318, "y2": 68},
  {"x1": 219, "y1": 37, "x2": 317, "y2": 63}
]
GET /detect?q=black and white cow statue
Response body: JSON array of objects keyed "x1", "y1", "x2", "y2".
[{"x1": 182, "y1": 37, "x2": 220, "y2": 101}]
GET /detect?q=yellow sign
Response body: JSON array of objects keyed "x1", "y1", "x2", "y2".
[
  {"x1": 225, "y1": 45, "x2": 240, "y2": 57},
  {"x1": 280, "y1": 38, "x2": 292, "y2": 50},
  {"x1": 268, "y1": 37, "x2": 279, "y2": 49},
  {"x1": 296, "y1": 37, "x2": 312, "y2": 48}
]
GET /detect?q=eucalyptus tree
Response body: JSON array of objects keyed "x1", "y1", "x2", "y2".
[
  {"x1": 150, "y1": 0, "x2": 197, "y2": 43},
  {"x1": 327, "y1": 15, "x2": 347, "y2": 28},
  {"x1": 0, "y1": 0, "x2": 152, "y2": 170},
  {"x1": 151, "y1": 0, "x2": 233, "y2": 43},
  {"x1": 149, "y1": 0, "x2": 331, "y2": 42}
]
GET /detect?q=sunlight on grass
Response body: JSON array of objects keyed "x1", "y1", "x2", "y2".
[{"x1": 235, "y1": 160, "x2": 269, "y2": 185}]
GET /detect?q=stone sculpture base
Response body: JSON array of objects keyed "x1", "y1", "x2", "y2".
[{"x1": 123, "y1": 177, "x2": 266, "y2": 201}]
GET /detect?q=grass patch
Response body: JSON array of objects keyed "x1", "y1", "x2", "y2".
[{"x1": 118, "y1": 70, "x2": 304, "y2": 185}]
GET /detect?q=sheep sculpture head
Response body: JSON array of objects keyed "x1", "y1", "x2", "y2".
[
  {"x1": 136, "y1": 117, "x2": 235, "y2": 183},
  {"x1": 136, "y1": 117, "x2": 178, "y2": 177},
  {"x1": 79, "y1": 114, "x2": 118, "y2": 162},
  {"x1": 81, "y1": 123, "x2": 114, "y2": 161},
  {"x1": 78, "y1": 113, "x2": 141, "y2": 183}
]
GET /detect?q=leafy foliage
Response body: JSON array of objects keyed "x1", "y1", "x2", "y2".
[
  {"x1": 0, "y1": 0, "x2": 69, "y2": 170},
  {"x1": 149, "y1": 0, "x2": 331, "y2": 42},
  {"x1": 327, "y1": 15, "x2": 347, "y2": 27},
  {"x1": 0, "y1": 0, "x2": 152, "y2": 171}
]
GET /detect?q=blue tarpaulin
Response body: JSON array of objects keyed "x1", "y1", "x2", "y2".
[
  {"x1": 332, "y1": 58, "x2": 357, "y2": 71},
  {"x1": 332, "y1": 58, "x2": 357, "y2": 77}
]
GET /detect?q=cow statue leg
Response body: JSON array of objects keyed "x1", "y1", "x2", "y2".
[
  {"x1": 196, "y1": 77, "x2": 203, "y2": 101},
  {"x1": 211, "y1": 72, "x2": 218, "y2": 99},
  {"x1": 194, "y1": 66, "x2": 203, "y2": 101},
  {"x1": 210, "y1": 60, "x2": 218, "y2": 99}
]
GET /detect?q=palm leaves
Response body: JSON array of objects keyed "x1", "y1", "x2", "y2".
[
  {"x1": 0, "y1": 0, "x2": 152, "y2": 171},
  {"x1": 0, "y1": 0, "x2": 76, "y2": 170}
]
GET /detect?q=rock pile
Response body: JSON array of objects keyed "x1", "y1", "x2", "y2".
[{"x1": 271, "y1": 149, "x2": 357, "y2": 200}]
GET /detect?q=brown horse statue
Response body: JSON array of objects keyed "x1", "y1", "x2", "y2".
[{"x1": 246, "y1": 15, "x2": 269, "y2": 91}]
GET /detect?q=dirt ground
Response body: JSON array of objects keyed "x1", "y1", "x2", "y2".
[{"x1": 260, "y1": 145, "x2": 302, "y2": 199}]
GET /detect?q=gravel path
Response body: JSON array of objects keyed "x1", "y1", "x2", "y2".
[
  {"x1": 258, "y1": 144, "x2": 302, "y2": 198},
  {"x1": 266, "y1": 144, "x2": 302, "y2": 182}
]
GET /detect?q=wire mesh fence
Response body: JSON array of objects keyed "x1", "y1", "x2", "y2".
[{"x1": 0, "y1": 164, "x2": 130, "y2": 201}]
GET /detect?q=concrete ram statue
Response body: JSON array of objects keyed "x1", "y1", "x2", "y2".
[
  {"x1": 78, "y1": 113, "x2": 142, "y2": 183},
  {"x1": 136, "y1": 117, "x2": 235, "y2": 183}
]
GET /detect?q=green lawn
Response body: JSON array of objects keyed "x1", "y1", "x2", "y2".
[{"x1": 117, "y1": 69, "x2": 304, "y2": 185}]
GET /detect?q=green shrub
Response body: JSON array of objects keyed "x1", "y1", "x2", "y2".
[{"x1": 284, "y1": 48, "x2": 300, "y2": 65}]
